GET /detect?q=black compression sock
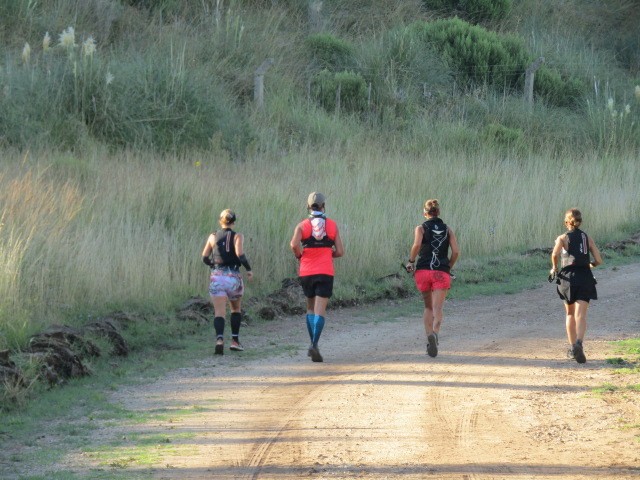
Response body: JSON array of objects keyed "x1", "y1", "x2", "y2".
[
  {"x1": 230, "y1": 312, "x2": 242, "y2": 337},
  {"x1": 214, "y1": 317, "x2": 225, "y2": 338}
]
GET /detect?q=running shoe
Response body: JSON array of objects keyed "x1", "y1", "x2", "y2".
[
  {"x1": 435, "y1": 332, "x2": 439, "y2": 345},
  {"x1": 427, "y1": 334, "x2": 438, "y2": 358},
  {"x1": 309, "y1": 346, "x2": 323, "y2": 363},
  {"x1": 215, "y1": 339, "x2": 224, "y2": 355},
  {"x1": 566, "y1": 347, "x2": 575, "y2": 359},
  {"x1": 573, "y1": 340, "x2": 586, "y2": 364},
  {"x1": 307, "y1": 344, "x2": 313, "y2": 357},
  {"x1": 230, "y1": 341, "x2": 244, "y2": 351}
]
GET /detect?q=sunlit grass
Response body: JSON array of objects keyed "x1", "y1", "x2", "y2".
[{"x1": 2, "y1": 145, "x2": 639, "y2": 349}]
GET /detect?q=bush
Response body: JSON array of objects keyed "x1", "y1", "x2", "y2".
[
  {"x1": 483, "y1": 123, "x2": 523, "y2": 147},
  {"x1": 535, "y1": 68, "x2": 587, "y2": 109},
  {"x1": 311, "y1": 70, "x2": 368, "y2": 113},
  {"x1": 305, "y1": 33, "x2": 355, "y2": 72},
  {"x1": 409, "y1": 18, "x2": 528, "y2": 89},
  {"x1": 423, "y1": 0, "x2": 512, "y2": 21},
  {"x1": 408, "y1": 18, "x2": 585, "y2": 107},
  {"x1": 358, "y1": 28, "x2": 451, "y2": 122},
  {"x1": 0, "y1": 37, "x2": 252, "y2": 154}
]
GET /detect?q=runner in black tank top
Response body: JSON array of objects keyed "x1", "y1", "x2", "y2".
[
  {"x1": 551, "y1": 209, "x2": 603, "y2": 364},
  {"x1": 201, "y1": 209, "x2": 254, "y2": 355},
  {"x1": 406, "y1": 199, "x2": 460, "y2": 358}
]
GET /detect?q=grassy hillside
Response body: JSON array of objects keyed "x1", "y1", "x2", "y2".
[{"x1": 1, "y1": 0, "x2": 639, "y2": 351}]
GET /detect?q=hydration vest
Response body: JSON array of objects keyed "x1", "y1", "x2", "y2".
[
  {"x1": 215, "y1": 228, "x2": 241, "y2": 270},
  {"x1": 301, "y1": 213, "x2": 335, "y2": 249},
  {"x1": 416, "y1": 217, "x2": 450, "y2": 272},
  {"x1": 562, "y1": 228, "x2": 590, "y2": 268}
]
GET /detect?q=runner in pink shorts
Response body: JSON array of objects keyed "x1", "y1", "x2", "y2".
[
  {"x1": 202, "y1": 209, "x2": 254, "y2": 355},
  {"x1": 406, "y1": 199, "x2": 460, "y2": 358}
]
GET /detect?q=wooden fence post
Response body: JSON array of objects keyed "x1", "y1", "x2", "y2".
[
  {"x1": 254, "y1": 58, "x2": 274, "y2": 109},
  {"x1": 309, "y1": 1, "x2": 323, "y2": 32},
  {"x1": 524, "y1": 56, "x2": 545, "y2": 108}
]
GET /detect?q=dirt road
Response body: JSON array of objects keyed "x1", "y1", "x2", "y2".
[{"x1": 78, "y1": 264, "x2": 640, "y2": 479}]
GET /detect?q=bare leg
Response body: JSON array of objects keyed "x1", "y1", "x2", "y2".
[
  {"x1": 573, "y1": 300, "x2": 589, "y2": 342},
  {"x1": 230, "y1": 299, "x2": 241, "y2": 313},
  {"x1": 313, "y1": 296, "x2": 329, "y2": 317},
  {"x1": 212, "y1": 296, "x2": 228, "y2": 318},
  {"x1": 564, "y1": 303, "x2": 576, "y2": 345},
  {"x1": 306, "y1": 297, "x2": 315, "y2": 316},
  {"x1": 431, "y1": 289, "x2": 448, "y2": 334},
  {"x1": 421, "y1": 290, "x2": 434, "y2": 335}
]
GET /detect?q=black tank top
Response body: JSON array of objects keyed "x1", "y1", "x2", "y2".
[
  {"x1": 416, "y1": 218, "x2": 450, "y2": 272},
  {"x1": 562, "y1": 228, "x2": 590, "y2": 268},
  {"x1": 215, "y1": 228, "x2": 241, "y2": 270}
]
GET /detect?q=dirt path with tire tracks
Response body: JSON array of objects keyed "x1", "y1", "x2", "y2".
[{"x1": 68, "y1": 263, "x2": 640, "y2": 479}]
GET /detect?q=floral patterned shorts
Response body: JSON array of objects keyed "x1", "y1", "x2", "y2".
[{"x1": 209, "y1": 269, "x2": 244, "y2": 300}]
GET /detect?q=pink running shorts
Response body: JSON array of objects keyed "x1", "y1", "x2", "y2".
[{"x1": 414, "y1": 269, "x2": 451, "y2": 292}]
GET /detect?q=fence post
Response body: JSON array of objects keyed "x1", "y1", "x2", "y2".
[
  {"x1": 254, "y1": 58, "x2": 274, "y2": 109},
  {"x1": 524, "y1": 56, "x2": 545, "y2": 108},
  {"x1": 309, "y1": 1, "x2": 323, "y2": 32}
]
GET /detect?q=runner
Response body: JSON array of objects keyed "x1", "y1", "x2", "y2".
[
  {"x1": 550, "y1": 208, "x2": 603, "y2": 363},
  {"x1": 201, "y1": 209, "x2": 254, "y2": 355},
  {"x1": 406, "y1": 199, "x2": 460, "y2": 358},
  {"x1": 289, "y1": 192, "x2": 344, "y2": 362}
]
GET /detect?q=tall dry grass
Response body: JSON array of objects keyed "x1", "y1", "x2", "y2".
[{"x1": 1, "y1": 145, "x2": 639, "y2": 349}]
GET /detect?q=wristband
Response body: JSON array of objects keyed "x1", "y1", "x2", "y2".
[{"x1": 202, "y1": 256, "x2": 215, "y2": 268}]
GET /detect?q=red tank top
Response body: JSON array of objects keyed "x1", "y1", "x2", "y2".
[{"x1": 298, "y1": 217, "x2": 337, "y2": 276}]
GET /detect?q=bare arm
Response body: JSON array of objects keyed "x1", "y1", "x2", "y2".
[
  {"x1": 448, "y1": 228, "x2": 460, "y2": 269},
  {"x1": 550, "y1": 234, "x2": 566, "y2": 272},
  {"x1": 201, "y1": 233, "x2": 217, "y2": 268},
  {"x1": 406, "y1": 225, "x2": 424, "y2": 272},
  {"x1": 234, "y1": 233, "x2": 253, "y2": 279},
  {"x1": 234, "y1": 232, "x2": 245, "y2": 257},
  {"x1": 290, "y1": 223, "x2": 303, "y2": 259},
  {"x1": 588, "y1": 237, "x2": 603, "y2": 267}
]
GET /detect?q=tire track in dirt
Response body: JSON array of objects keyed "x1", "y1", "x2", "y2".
[{"x1": 240, "y1": 363, "x2": 386, "y2": 479}]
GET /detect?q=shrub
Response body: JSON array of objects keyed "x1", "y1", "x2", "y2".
[
  {"x1": 423, "y1": 0, "x2": 512, "y2": 21},
  {"x1": 483, "y1": 123, "x2": 523, "y2": 147},
  {"x1": 409, "y1": 18, "x2": 528, "y2": 89},
  {"x1": 88, "y1": 52, "x2": 252, "y2": 153},
  {"x1": 311, "y1": 70, "x2": 368, "y2": 113},
  {"x1": 408, "y1": 18, "x2": 585, "y2": 107},
  {"x1": 305, "y1": 33, "x2": 355, "y2": 72},
  {"x1": 535, "y1": 68, "x2": 587, "y2": 109},
  {"x1": 358, "y1": 28, "x2": 451, "y2": 122},
  {"x1": 0, "y1": 32, "x2": 252, "y2": 154}
]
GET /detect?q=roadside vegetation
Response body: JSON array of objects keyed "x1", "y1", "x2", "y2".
[{"x1": 1, "y1": 0, "x2": 639, "y2": 410}]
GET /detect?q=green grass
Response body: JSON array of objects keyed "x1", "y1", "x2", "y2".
[
  {"x1": 595, "y1": 337, "x2": 640, "y2": 397},
  {"x1": 2, "y1": 148, "x2": 639, "y2": 350}
]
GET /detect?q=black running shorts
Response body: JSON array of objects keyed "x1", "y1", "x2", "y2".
[
  {"x1": 299, "y1": 274, "x2": 334, "y2": 298},
  {"x1": 557, "y1": 284, "x2": 597, "y2": 304}
]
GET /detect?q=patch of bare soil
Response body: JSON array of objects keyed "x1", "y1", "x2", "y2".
[{"x1": 21, "y1": 265, "x2": 640, "y2": 478}]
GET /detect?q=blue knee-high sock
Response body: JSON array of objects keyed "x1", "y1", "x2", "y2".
[
  {"x1": 306, "y1": 313, "x2": 314, "y2": 342},
  {"x1": 311, "y1": 314, "x2": 325, "y2": 347}
]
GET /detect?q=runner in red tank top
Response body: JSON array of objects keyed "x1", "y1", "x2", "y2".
[{"x1": 290, "y1": 192, "x2": 344, "y2": 362}]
